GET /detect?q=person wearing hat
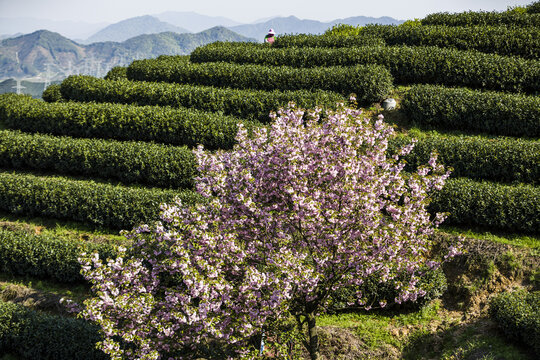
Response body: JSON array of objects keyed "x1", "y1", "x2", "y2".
[{"x1": 264, "y1": 28, "x2": 275, "y2": 44}]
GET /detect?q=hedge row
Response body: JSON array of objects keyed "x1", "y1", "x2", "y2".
[
  {"x1": 0, "y1": 93, "x2": 257, "y2": 150},
  {"x1": 340, "y1": 24, "x2": 540, "y2": 60},
  {"x1": 127, "y1": 58, "x2": 393, "y2": 103},
  {"x1": 400, "y1": 85, "x2": 540, "y2": 137},
  {"x1": 420, "y1": 11, "x2": 540, "y2": 27},
  {"x1": 58, "y1": 75, "x2": 346, "y2": 122},
  {"x1": 430, "y1": 177, "x2": 539, "y2": 234},
  {"x1": 0, "y1": 300, "x2": 107, "y2": 360},
  {"x1": 0, "y1": 228, "x2": 118, "y2": 283},
  {"x1": 0, "y1": 129, "x2": 197, "y2": 189},
  {"x1": 103, "y1": 55, "x2": 190, "y2": 81},
  {"x1": 273, "y1": 34, "x2": 386, "y2": 48},
  {"x1": 190, "y1": 43, "x2": 540, "y2": 93},
  {"x1": 391, "y1": 132, "x2": 539, "y2": 184},
  {"x1": 3, "y1": 172, "x2": 529, "y2": 240},
  {"x1": 489, "y1": 290, "x2": 539, "y2": 355},
  {"x1": 0, "y1": 170, "x2": 201, "y2": 230}
]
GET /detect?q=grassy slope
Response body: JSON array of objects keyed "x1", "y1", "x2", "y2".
[{"x1": 319, "y1": 301, "x2": 534, "y2": 359}]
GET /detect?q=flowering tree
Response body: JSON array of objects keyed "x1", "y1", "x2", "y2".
[{"x1": 81, "y1": 103, "x2": 455, "y2": 360}]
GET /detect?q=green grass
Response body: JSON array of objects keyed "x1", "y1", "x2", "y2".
[
  {"x1": 319, "y1": 301, "x2": 534, "y2": 359},
  {"x1": 440, "y1": 226, "x2": 540, "y2": 250},
  {"x1": 404, "y1": 318, "x2": 535, "y2": 360},
  {"x1": 0, "y1": 210, "x2": 126, "y2": 246},
  {"x1": 319, "y1": 301, "x2": 444, "y2": 350},
  {"x1": 0, "y1": 273, "x2": 90, "y2": 306}
]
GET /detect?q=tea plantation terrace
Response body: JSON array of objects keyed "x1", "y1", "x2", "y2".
[{"x1": 0, "y1": 9, "x2": 538, "y2": 358}]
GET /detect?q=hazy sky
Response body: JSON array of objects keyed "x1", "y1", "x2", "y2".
[{"x1": 0, "y1": 0, "x2": 532, "y2": 23}]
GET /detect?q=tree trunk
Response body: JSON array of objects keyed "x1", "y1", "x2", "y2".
[{"x1": 307, "y1": 312, "x2": 320, "y2": 360}]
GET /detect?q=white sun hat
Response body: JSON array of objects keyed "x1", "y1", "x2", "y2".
[{"x1": 268, "y1": 28, "x2": 275, "y2": 35}]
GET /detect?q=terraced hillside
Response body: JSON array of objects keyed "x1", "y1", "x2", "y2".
[{"x1": 0, "y1": 3, "x2": 538, "y2": 359}]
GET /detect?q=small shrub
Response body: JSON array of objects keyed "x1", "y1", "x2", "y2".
[
  {"x1": 103, "y1": 66, "x2": 127, "y2": 80},
  {"x1": 489, "y1": 290, "x2": 539, "y2": 355},
  {"x1": 528, "y1": 1, "x2": 540, "y2": 13},
  {"x1": 0, "y1": 300, "x2": 107, "y2": 359},
  {"x1": 41, "y1": 84, "x2": 63, "y2": 102}
]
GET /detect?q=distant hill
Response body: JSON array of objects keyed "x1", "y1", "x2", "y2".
[
  {"x1": 0, "y1": 13, "x2": 405, "y2": 43},
  {"x1": 155, "y1": 12, "x2": 241, "y2": 33},
  {"x1": 87, "y1": 27, "x2": 256, "y2": 59},
  {"x1": 0, "y1": 30, "x2": 86, "y2": 79},
  {"x1": 229, "y1": 15, "x2": 404, "y2": 40},
  {"x1": 0, "y1": 28, "x2": 256, "y2": 80},
  {"x1": 85, "y1": 15, "x2": 189, "y2": 43}
]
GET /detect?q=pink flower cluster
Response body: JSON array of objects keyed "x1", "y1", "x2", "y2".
[{"x1": 80, "y1": 103, "x2": 452, "y2": 359}]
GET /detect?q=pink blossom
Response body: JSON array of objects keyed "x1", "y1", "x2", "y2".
[{"x1": 80, "y1": 103, "x2": 456, "y2": 359}]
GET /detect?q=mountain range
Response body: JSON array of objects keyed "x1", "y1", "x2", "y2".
[
  {"x1": 0, "y1": 12, "x2": 404, "y2": 81},
  {"x1": 1, "y1": 12, "x2": 404, "y2": 44},
  {"x1": 0, "y1": 27, "x2": 255, "y2": 80}
]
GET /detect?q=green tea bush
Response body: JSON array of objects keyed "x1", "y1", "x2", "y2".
[
  {"x1": 0, "y1": 228, "x2": 118, "y2": 283},
  {"x1": 489, "y1": 290, "x2": 539, "y2": 355},
  {"x1": 190, "y1": 43, "x2": 540, "y2": 93},
  {"x1": 329, "y1": 267, "x2": 447, "y2": 312},
  {"x1": 400, "y1": 85, "x2": 540, "y2": 137},
  {"x1": 351, "y1": 24, "x2": 540, "y2": 60},
  {"x1": 273, "y1": 34, "x2": 386, "y2": 48},
  {"x1": 0, "y1": 170, "x2": 201, "y2": 230},
  {"x1": 0, "y1": 93, "x2": 257, "y2": 150},
  {"x1": 0, "y1": 300, "x2": 107, "y2": 359},
  {"x1": 528, "y1": 1, "x2": 540, "y2": 14},
  {"x1": 103, "y1": 66, "x2": 127, "y2": 80},
  {"x1": 58, "y1": 75, "x2": 345, "y2": 122},
  {"x1": 391, "y1": 132, "x2": 539, "y2": 184},
  {"x1": 127, "y1": 58, "x2": 393, "y2": 103},
  {"x1": 430, "y1": 178, "x2": 540, "y2": 234},
  {"x1": 41, "y1": 84, "x2": 63, "y2": 103},
  {"x1": 420, "y1": 11, "x2": 540, "y2": 27},
  {"x1": 0, "y1": 129, "x2": 197, "y2": 189}
]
